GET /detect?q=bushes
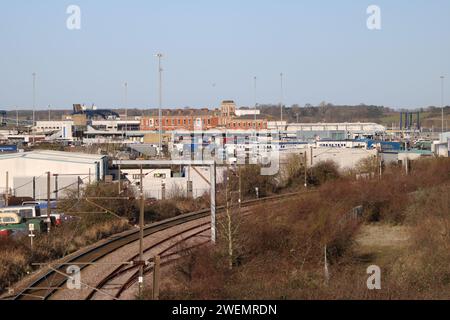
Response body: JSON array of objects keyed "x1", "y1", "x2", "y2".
[
  {"x1": 159, "y1": 190, "x2": 361, "y2": 299},
  {"x1": 0, "y1": 239, "x2": 30, "y2": 291},
  {"x1": 0, "y1": 179, "x2": 216, "y2": 293},
  {"x1": 280, "y1": 157, "x2": 342, "y2": 189},
  {"x1": 280, "y1": 154, "x2": 306, "y2": 188},
  {"x1": 157, "y1": 157, "x2": 450, "y2": 300},
  {"x1": 60, "y1": 182, "x2": 139, "y2": 222},
  {"x1": 144, "y1": 200, "x2": 181, "y2": 221},
  {"x1": 0, "y1": 182, "x2": 135, "y2": 294},
  {"x1": 0, "y1": 219, "x2": 130, "y2": 293},
  {"x1": 238, "y1": 165, "x2": 278, "y2": 199},
  {"x1": 386, "y1": 185, "x2": 450, "y2": 298},
  {"x1": 307, "y1": 160, "x2": 341, "y2": 186}
]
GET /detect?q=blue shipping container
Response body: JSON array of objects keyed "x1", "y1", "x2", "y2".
[{"x1": 0, "y1": 145, "x2": 17, "y2": 152}]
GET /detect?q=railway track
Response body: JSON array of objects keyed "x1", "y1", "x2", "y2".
[
  {"x1": 88, "y1": 202, "x2": 263, "y2": 300},
  {"x1": 10, "y1": 191, "x2": 310, "y2": 300},
  {"x1": 87, "y1": 220, "x2": 212, "y2": 300}
]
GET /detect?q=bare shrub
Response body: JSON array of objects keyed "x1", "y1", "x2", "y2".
[
  {"x1": 161, "y1": 189, "x2": 361, "y2": 299},
  {"x1": 159, "y1": 158, "x2": 450, "y2": 300},
  {"x1": 238, "y1": 165, "x2": 278, "y2": 200},
  {"x1": 280, "y1": 153, "x2": 306, "y2": 188},
  {"x1": 387, "y1": 185, "x2": 450, "y2": 298},
  {"x1": 144, "y1": 200, "x2": 181, "y2": 221},
  {"x1": 308, "y1": 160, "x2": 341, "y2": 186}
]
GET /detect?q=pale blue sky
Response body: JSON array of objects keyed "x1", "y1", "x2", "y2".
[{"x1": 1, "y1": 0, "x2": 449, "y2": 110}]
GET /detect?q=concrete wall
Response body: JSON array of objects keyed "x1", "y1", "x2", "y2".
[{"x1": 308, "y1": 148, "x2": 378, "y2": 171}]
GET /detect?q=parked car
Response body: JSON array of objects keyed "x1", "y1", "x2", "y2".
[
  {"x1": 0, "y1": 229, "x2": 11, "y2": 239},
  {"x1": 22, "y1": 201, "x2": 64, "y2": 226},
  {"x1": 0, "y1": 212, "x2": 47, "y2": 237},
  {"x1": 0, "y1": 205, "x2": 56, "y2": 226}
]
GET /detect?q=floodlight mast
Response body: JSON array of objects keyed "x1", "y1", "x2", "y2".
[
  {"x1": 32, "y1": 72, "x2": 36, "y2": 144},
  {"x1": 441, "y1": 76, "x2": 445, "y2": 133},
  {"x1": 156, "y1": 53, "x2": 163, "y2": 158}
]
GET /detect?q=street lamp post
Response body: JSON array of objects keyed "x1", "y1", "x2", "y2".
[
  {"x1": 280, "y1": 72, "x2": 284, "y2": 123},
  {"x1": 32, "y1": 72, "x2": 36, "y2": 144},
  {"x1": 124, "y1": 82, "x2": 128, "y2": 137},
  {"x1": 156, "y1": 53, "x2": 163, "y2": 158},
  {"x1": 441, "y1": 76, "x2": 445, "y2": 133},
  {"x1": 253, "y1": 76, "x2": 257, "y2": 139}
]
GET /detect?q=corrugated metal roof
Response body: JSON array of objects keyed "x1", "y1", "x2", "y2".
[{"x1": 0, "y1": 150, "x2": 106, "y2": 164}]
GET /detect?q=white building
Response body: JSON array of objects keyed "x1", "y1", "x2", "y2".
[
  {"x1": 35, "y1": 120, "x2": 74, "y2": 141},
  {"x1": 0, "y1": 150, "x2": 108, "y2": 200},
  {"x1": 235, "y1": 109, "x2": 261, "y2": 117},
  {"x1": 35, "y1": 120, "x2": 74, "y2": 132},
  {"x1": 307, "y1": 147, "x2": 378, "y2": 171},
  {"x1": 432, "y1": 132, "x2": 450, "y2": 157},
  {"x1": 269, "y1": 122, "x2": 386, "y2": 139},
  {"x1": 316, "y1": 140, "x2": 368, "y2": 149},
  {"x1": 91, "y1": 120, "x2": 141, "y2": 131},
  {"x1": 121, "y1": 166, "x2": 225, "y2": 200}
]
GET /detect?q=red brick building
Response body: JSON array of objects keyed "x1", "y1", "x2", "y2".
[
  {"x1": 223, "y1": 117, "x2": 268, "y2": 130},
  {"x1": 140, "y1": 101, "x2": 268, "y2": 131},
  {"x1": 140, "y1": 115, "x2": 220, "y2": 131}
]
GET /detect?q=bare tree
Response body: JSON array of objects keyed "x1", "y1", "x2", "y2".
[{"x1": 218, "y1": 166, "x2": 243, "y2": 270}]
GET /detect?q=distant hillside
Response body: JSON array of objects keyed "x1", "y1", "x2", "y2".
[
  {"x1": 3, "y1": 104, "x2": 450, "y2": 129},
  {"x1": 259, "y1": 104, "x2": 450, "y2": 128}
]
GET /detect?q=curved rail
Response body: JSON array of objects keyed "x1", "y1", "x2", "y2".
[{"x1": 12, "y1": 191, "x2": 309, "y2": 300}]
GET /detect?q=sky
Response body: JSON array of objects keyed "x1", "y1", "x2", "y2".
[{"x1": 1, "y1": 0, "x2": 450, "y2": 110}]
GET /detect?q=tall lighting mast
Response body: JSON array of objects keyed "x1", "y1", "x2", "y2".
[
  {"x1": 32, "y1": 72, "x2": 36, "y2": 144},
  {"x1": 156, "y1": 53, "x2": 163, "y2": 158},
  {"x1": 124, "y1": 82, "x2": 128, "y2": 137},
  {"x1": 280, "y1": 72, "x2": 284, "y2": 124},
  {"x1": 441, "y1": 76, "x2": 445, "y2": 133},
  {"x1": 254, "y1": 76, "x2": 257, "y2": 140}
]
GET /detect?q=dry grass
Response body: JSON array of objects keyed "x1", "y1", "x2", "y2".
[
  {"x1": 0, "y1": 182, "x2": 135, "y2": 293},
  {"x1": 0, "y1": 181, "x2": 214, "y2": 293},
  {"x1": 0, "y1": 219, "x2": 130, "y2": 292},
  {"x1": 157, "y1": 157, "x2": 450, "y2": 300}
]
